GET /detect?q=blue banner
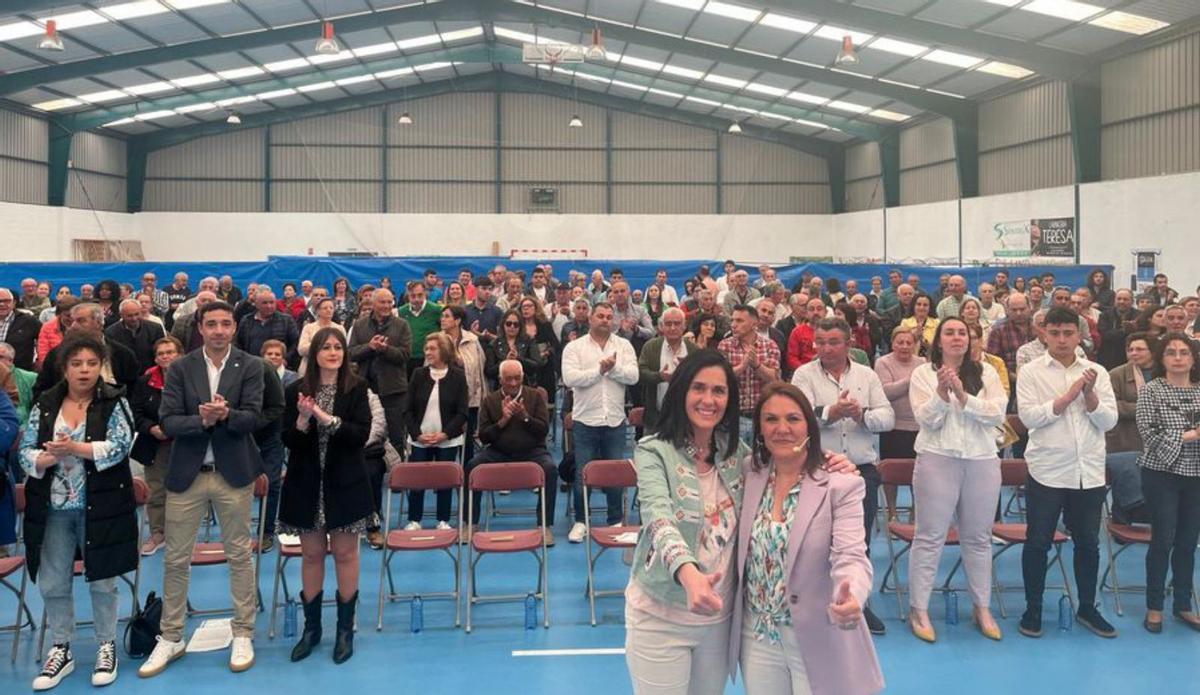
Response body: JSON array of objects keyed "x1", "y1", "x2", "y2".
[{"x1": 0, "y1": 256, "x2": 1111, "y2": 299}]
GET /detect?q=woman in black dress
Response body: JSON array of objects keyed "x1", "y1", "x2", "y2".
[{"x1": 279, "y1": 327, "x2": 374, "y2": 665}]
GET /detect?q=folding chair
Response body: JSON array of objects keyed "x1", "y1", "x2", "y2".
[
  {"x1": 186, "y1": 474, "x2": 268, "y2": 618},
  {"x1": 376, "y1": 462, "x2": 463, "y2": 631},
  {"x1": 582, "y1": 459, "x2": 638, "y2": 626},
  {"x1": 989, "y1": 459, "x2": 1074, "y2": 618},
  {"x1": 465, "y1": 462, "x2": 549, "y2": 633},
  {"x1": 1101, "y1": 507, "x2": 1199, "y2": 617},
  {"x1": 36, "y1": 477, "x2": 150, "y2": 658},
  {"x1": 2, "y1": 484, "x2": 35, "y2": 663},
  {"x1": 264, "y1": 474, "x2": 337, "y2": 639}
]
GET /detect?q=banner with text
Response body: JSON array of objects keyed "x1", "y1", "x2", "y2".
[{"x1": 991, "y1": 217, "x2": 1075, "y2": 260}]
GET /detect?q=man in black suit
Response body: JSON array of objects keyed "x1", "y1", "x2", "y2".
[
  {"x1": 0, "y1": 288, "x2": 42, "y2": 371},
  {"x1": 34, "y1": 303, "x2": 140, "y2": 400},
  {"x1": 106, "y1": 298, "x2": 166, "y2": 373},
  {"x1": 139, "y1": 300, "x2": 264, "y2": 678}
]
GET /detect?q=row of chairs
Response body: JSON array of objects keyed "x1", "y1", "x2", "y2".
[{"x1": 876, "y1": 457, "x2": 1198, "y2": 621}]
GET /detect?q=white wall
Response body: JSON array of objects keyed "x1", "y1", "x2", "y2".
[
  {"x1": 0, "y1": 200, "x2": 138, "y2": 260},
  {"x1": 132, "y1": 212, "x2": 836, "y2": 263},
  {"x1": 1080, "y1": 171, "x2": 1200, "y2": 288},
  {"x1": 881, "y1": 200, "x2": 959, "y2": 263},
  {"x1": 960, "y1": 185, "x2": 1075, "y2": 263}
]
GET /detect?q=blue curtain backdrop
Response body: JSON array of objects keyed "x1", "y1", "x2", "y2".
[{"x1": 0, "y1": 257, "x2": 1112, "y2": 298}]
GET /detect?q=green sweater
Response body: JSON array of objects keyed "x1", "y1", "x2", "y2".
[{"x1": 397, "y1": 301, "x2": 443, "y2": 355}]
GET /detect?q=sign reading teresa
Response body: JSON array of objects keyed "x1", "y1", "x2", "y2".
[{"x1": 992, "y1": 217, "x2": 1075, "y2": 260}]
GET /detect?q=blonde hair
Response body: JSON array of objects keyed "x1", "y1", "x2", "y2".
[{"x1": 425, "y1": 331, "x2": 461, "y2": 366}]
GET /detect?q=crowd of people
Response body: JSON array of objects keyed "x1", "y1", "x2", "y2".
[{"x1": 1, "y1": 262, "x2": 1198, "y2": 694}]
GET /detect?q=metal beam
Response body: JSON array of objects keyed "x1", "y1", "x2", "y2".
[
  {"x1": 0, "y1": 0, "x2": 478, "y2": 98},
  {"x1": 951, "y1": 106, "x2": 980, "y2": 199},
  {"x1": 490, "y1": 3, "x2": 974, "y2": 120},
  {"x1": 1068, "y1": 72, "x2": 1102, "y2": 184},
  {"x1": 759, "y1": 1, "x2": 1089, "y2": 81},
  {"x1": 126, "y1": 139, "x2": 148, "y2": 213},
  {"x1": 1, "y1": 1, "x2": 90, "y2": 16},
  {"x1": 47, "y1": 124, "x2": 71, "y2": 206},
  {"x1": 879, "y1": 135, "x2": 900, "y2": 208},
  {"x1": 54, "y1": 44, "x2": 515, "y2": 133},
  {"x1": 827, "y1": 146, "x2": 845, "y2": 214}
]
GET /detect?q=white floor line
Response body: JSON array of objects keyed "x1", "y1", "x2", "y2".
[{"x1": 511, "y1": 648, "x2": 627, "y2": 657}]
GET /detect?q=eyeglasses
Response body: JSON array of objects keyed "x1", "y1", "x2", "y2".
[{"x1": 504, "y1": 321, "x2": 520, "y2": 327}]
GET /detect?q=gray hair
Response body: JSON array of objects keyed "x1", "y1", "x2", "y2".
[
  {"x1": 659, "y1": 307, "x2": 685, "y2": 327},
  {"x1": 498, "y1": 359, "x2": 524, "y2": 377},
  {"x1": 119, "y1": 298, "x2": 142, "y2": 312},
  {"x1": 72, "y1": 302, "x2": 104, "y2": 324},
  {"x1": 815, "y1": 316, "x2": 852, "y2": 341},
  {"x1": 0, "y1": 342, "x2": 14, "y2": 360}
]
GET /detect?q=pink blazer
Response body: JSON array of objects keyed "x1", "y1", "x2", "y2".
[{"x1": 728, "y1": 464, "x2": 884, "y2": 695}]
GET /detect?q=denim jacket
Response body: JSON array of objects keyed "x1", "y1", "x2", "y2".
[{"x1": 628, "y1": 434, "x2": 749, "y2": 609}]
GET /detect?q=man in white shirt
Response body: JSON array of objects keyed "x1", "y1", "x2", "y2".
[
  {"x1": 1016, "y1": 306, "x2": 1118, "y2": 640},
  {"x1": 978, "y1": 282, "x2": 1007, "y2": 323},
  {"x1": 791, "y1": 316, "x2": 894, "y2": 635},
  {"x1": 646, "y1": 268, "x2": 679, "y2": 306},
  {"x1": 561, "y1": 302, "x2": 639, "y2": 543}
]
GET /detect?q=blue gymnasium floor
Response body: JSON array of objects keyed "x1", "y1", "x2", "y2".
[{"x1": 3, "y1": 444, "x2": 1200, "y2": 694}]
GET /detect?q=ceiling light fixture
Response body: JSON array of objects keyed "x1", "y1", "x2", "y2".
[
  {"x1": 397, "y1": 111, "x2": 413, "y2": 125},
  {"x1": 568, "y1": 114, "x2": 583, "y2": 128},
  {"x1": 727, "y1": 121, "x2": 743, "y2": 134},
  {"x1": 834, "y1": 35, "x2": 858, "y2": 66},
  {"x1": 315, "y1": 21, "x2": 340, "y2": 55},
  {"x1": 39, "y1": 20, "x2": 64, "y2": 51},
  {"x1": 585, "y1": 26, "x2": 606, "y2": 61},
  {"x1": 226, "y1": 111, "x2": 241, "y2": 125}
]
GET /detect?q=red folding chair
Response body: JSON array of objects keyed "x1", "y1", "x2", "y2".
[
  {"x1": 1102, "y1": 508, "x2": 1199, "y2": 617},
  {"x1": 376, "y1": 462, "x2": 463, "y2": 631},
  {"x1": 36, "y1": 477, "x2": 150, "y2": 657},
  {"x1": 2, "y1": 484, "x2": 34, "y2": 663},
  {"x1": 877, "y1": 458, "x2": 964, "y2": 621},
  {"x1": 465, "y1": 462, "x2": 548, "y2": 633},
  {"x1": 582, "y1": 459, "x2": 638, "y2": 626},
  {"x1": 187, "y1": 474, "x2": 269, "y2": 618},
  {"x1": 990, "y1": 459, "x2": 1074, "y2": 618}
]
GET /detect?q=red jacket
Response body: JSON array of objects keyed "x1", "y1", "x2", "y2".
[{"x1": 786, "y1": 323, "x2": 817, "y2": 371}]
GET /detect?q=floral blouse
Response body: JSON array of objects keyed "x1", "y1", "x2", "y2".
[
  {"x1": 19, "y1": 401, "x2": 134, "y2": 511},
  {"x1": 744, "y1": 469, "x2": 802, "y2": 644}
]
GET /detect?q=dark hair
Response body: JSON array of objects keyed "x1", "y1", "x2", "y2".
[
  {"x1": 826, "y1": 278, "x2": 841, "y2": 294},
  {"x1": 154, "y1": 335, "x2": 184, "y2": 354},
  {"x1": 1043, "y1": 306, "x2": 1079, "y2": 328},
  {"x1": 1125, "y1": 331, "x2": 1156, "y2": 351},
  {"x1": 500, "y1": 309, "x2": 522, "y2": 337},
  {"x1": 1086, "y1": 268, "x2": 1110, "y2": 292},
  {"x1": 55, "y1": 295, "x2": 79, "y2": 315},
  {"x1": 815, "y1": 316, "x2": 852, "y2": 341},
  {"x1": 300, "y1": 327, "x2": 359, "y2": 396},
  {"x1": 751, "y1": 382, "x2": 823, "y2": 476},
  {"x1": 1150, "y1": 332, "x2": 1200, "y2": 382},
  {"x1": 196, "y1": 300, "x2": 236, "y2": 324},
  {"x1": 313, "y1": 296, "x2": 335, "y2": 313},
  {"x1": 591, "y1": 301, "x2": 613, "y2": 314},
  {"x1": 443, "y1": 303, "x2": 467, "y2": 325},
  {"x1": 282, "y1": 282, "x2": 296, "y2": 292},
  {"x1": 333, "y1": 276, "x2": 351, "y2": 294},
  {"x1": 930, "y1": 318, "x2": 984, "y2": 396},
  {"x1": 651, "y1": 349, "x2": 740, "y2": 462},
  {"x1": 424, "y1": 268, "x2": 437, "y2": 277},
  {"x1": 835, "y1": 301, "x2": 857, "y2": 325},
  {"x1": 58, "y1": 333, "x2": 108, "y2": 374},
  {"x1": 96, "y1": 279, "x2": 121, "y2": 303},
  {"x1": 1135, "y1": 305, "x2": 1164, "y2": 334}
]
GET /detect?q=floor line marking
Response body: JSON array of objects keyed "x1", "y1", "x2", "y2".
[{"x1": 511, "y1": 648, "x2": 626, "y2": 657}]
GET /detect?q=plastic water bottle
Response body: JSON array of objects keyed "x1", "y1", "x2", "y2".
[
  {"x1": 944, "y1": 590, "x2": 959, "y2": 625},
  {"x1": 524, "y1": 593, "x2": 537, "y2": 630},
  {"x1": 410, "y1": 595, "x2": 423, "y2": 633},
  {"x1": 1058, "y1": 595, "x2": 1072, "y2": 632},
  {"x1": 283, "y1": 598, "x2": 297, "y2": 638}
]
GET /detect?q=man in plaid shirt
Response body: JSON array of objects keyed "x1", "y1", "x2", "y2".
[
  {"x1": 987, "y1": 292, "x2": 1034, "y2": 393},
  {"x1": 718, "y1": 305, "x2": 780, "y2": 444}
]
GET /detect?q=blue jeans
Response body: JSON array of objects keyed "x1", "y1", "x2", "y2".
[
  {"x1": 572, "y1": 423, "x2": 626, "y2": 524},
  {"x1": 1106, "y1": 451, "x2": 1144, "y2": 512},
  {"x1": 38, "y1": 509, "x2": 119, "y2": 647},
  {"x1": 1021, "y1": 477, "x2": 1105, "y2": 610}
]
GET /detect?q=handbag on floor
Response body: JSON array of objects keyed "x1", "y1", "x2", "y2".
[{"x1": 124, "y1": 591, "x2": 163, "y2": 658}]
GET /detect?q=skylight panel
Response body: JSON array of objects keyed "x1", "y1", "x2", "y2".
[
  {"x1": 440, "y1": 26, "x2": 483, "y2": 42},
  {"x1": 868, "y1": 37, "x2": 928, "y2": 57},
  {"x1": 171, "y1": 73, "x2": 221, "y2": 88},
  {"x1": 1089, "y1": 11, "x2": 1168, "y2": 35},
  {"x1": 922, "y1": 49, "x2": 983, "y2": 68},
  {"x1": 785, "y1": 91, "x2": 828, "y2": 105},
  {"x1": 744, "y1": 82, "x2": 787, "y2": 97},
  {"x1": 125, "y1": 81, "x2": 175, "y2": 95},
  {"x1": 99, "y1": 1, "x2": 170, "y2": 21},
  {"x1": 704, "y1": 74, "x2": 748, "y2": 89},
  {"x1": 0, "y1": 22, "x2": 42, "y2": 42},
  {"x1": 868, "y1": 108, "x2": 909, "y2": 121},
  {"x1": 1021, "y1": 0, "x2": 1103, "y2": 22},
  {"x1": 976, "y1": 61, "x2": 1034, "y2": 79},
  {"x1": 660, "y1": 64, "x2": 705, "y2": 80},
  {"x1": 703, "y1": 2, "x2": 760, "y2": 22},
  {"x1": 174, "y1": 102, "x2": 216, "y2": 114},
  {"x1": 77, "y1": 90, "x2": 129, "y2": 103},
  {"x1": 826, "y1": 100, "x2": 870, "y2": 113},
  {"x1": 32, "y1": 98, "x2": 83, "y2": 111},
  {"x1": 42, "y1": 10, "x2": 108, "y2": 31},
  {"x1": 812, "y1": 25, "x2": 873, "y2": 45},
  {"x1": 256, "y1": 88, "x2": 298, "y2": 99},
  {"x1": 264, "y1": 58, "x2": 310, "y2": 73},
  {"x1": 217, "y1": 66, "x2": 265, "y2": 80},
  {"x1": 758, "y1": 13, "x2": 817, "y2": 34}
]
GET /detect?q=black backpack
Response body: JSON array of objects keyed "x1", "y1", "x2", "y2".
[{"x1": 124, "y1": 591, "x2": 162, "y2": 658}]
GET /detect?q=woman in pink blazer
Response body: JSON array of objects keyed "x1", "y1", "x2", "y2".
[{"x1": 729, "y1": 382, "x2": 884, "y2": 695}]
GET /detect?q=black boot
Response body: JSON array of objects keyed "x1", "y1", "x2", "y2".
[
  {"x1": 290, "y1": 591, "x2": 323, "y2": 662},
  {"x1": 332, "y1": 591, "x2": 357, "y2": 664}
]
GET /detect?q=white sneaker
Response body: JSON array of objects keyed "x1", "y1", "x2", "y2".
[
  {"x1": 435, "y1": 521, "x2": 452, "y2": 531},
  {"x1": 567, "y1": 522, "x2": 587, "y2": 543},
  {"x1": 229, "y1": 636, "x2": 254, "y2": 673},
  {"x1": 137, "y1": 636, "x2": 184, "y2": 678},
  {"x1": 33, "y1": 643, "x2": 74, "y2": 690},
  {"x1": 403, "y1": 521, "x2": 421, "y2": 531},
  {"x1": 92, "y1": 641, "x2": 117, "y2": 687}
]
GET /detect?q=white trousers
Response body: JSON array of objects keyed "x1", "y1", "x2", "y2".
[
  {"x1": 739, "y1": 618, "x2": 813, "y2": 695},
  {"x1": 625, "y1": 605, "x2": 730, "y2": 695}
]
